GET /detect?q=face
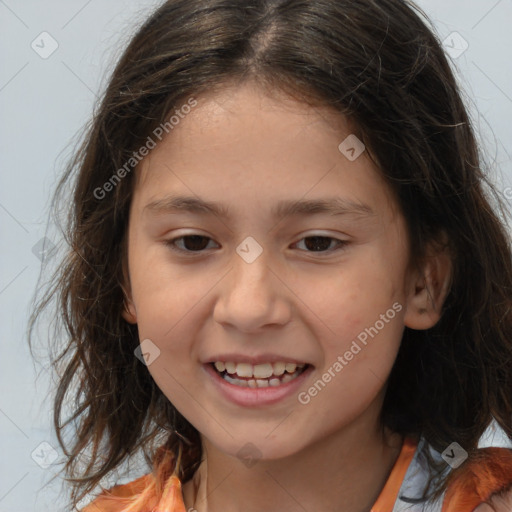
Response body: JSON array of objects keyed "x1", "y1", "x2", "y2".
[{"x1": 123, "y1": 82, "x2": 430, "y2": 461}]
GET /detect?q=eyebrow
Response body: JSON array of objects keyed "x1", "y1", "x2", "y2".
[{"x1": 143, "y1": 194, "x2": 375, "y2": 220}]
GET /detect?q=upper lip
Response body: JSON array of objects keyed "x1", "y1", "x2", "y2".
[{"x1": 204, "y1": 354, "x2": 310, "y2": 365}]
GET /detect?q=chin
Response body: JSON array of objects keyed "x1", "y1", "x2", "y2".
[{"x1": 207, "y1": 431, "x2": 310, "y2": 465}]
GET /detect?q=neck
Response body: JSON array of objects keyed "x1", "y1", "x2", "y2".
[{"x1": 182, "y1": 420, "x2": 404, "y2": 512}]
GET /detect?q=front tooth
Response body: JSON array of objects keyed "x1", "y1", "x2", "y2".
[
  {"x1": 272, "y1": 362, "x2": 286, "y2": 376},
  {"x1": 214, "y1": 362, "x2": 225, "y2": 372},
  {"x1": 225, "y1": 362, "x2": 236, "y2": 374},
  {"x1": 256, "y1": 379, "x2": 270, "y2": 388},
  {"x1": 248, "y1": 379, "x2": 257, "y2": 388},
  {"x1": 269, "y1": 378, "x2": 280, "y2": 387},
  {"x1": 253, "y1": 363, "x2": 273, "y2": 379},
  {"x1": 235, "y1": 363, "x2": 253, "y2": 378},
  {"x1": 285, "y1": 363, "x2": 297, "y2": 373}
]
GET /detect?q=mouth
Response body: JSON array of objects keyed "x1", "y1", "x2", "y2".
[{"x1": 210, "y1": 361, "x2": 310, "y2": 388}]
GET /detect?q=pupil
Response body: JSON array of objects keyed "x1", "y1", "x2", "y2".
[
  {"x1": 305, "y1": 236, "x2": 330, "y2": 251},
  {"x1": 184, "y1": 235, "x2": 209, "y2": 251}
]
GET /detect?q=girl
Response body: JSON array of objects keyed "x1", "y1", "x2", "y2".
[{"x1": 30, "y1": 0, "x2": 512, "y2": 511}]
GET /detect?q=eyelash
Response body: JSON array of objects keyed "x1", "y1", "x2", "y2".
[{"x1": 164, "y1": 234, "x2": 349, "y2": 256}]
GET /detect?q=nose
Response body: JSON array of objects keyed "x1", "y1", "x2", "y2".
[{"x1": 213, "y1": 247, "x2": 292, "y2": 333}]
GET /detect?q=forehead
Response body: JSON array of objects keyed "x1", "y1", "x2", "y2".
[
  {"x1": 132, "y1": 82, "x2": 400, "y2": 222},
  {"x1": 175, "y1": 81, "x2": 356, "y2": 148}
]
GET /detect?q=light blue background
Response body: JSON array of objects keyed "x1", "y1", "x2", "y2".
[{"x1": 1, "y1": 1, "x2": 511, "y2": 510}]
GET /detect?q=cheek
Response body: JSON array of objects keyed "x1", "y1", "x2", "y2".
[
  {"x1": 128, "y1": 244, "x2": 211, "y2": 337},
  {"x1": 302, "y1": 259, "x2": 405, "y2": 340},
  {"x1": 293, "y1": 247, "x2": 407, "y2": 390}
]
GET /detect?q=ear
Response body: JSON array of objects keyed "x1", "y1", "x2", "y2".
[
  {"x1": 122, "y1": 288, "x2": 138, "y2": 324},
  {"x1": 120, "y1": 252, "x2": 137, "y2": 324},
  {"x1": 404, "y1": 236, "x2": 452, "y2": 330}
]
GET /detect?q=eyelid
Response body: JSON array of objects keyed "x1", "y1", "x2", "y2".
[
  {"x1": 164, "y1": 232, "x2": 219, "y2": 255},
  {"x1": 164, "y1": 231, "x2": 350, "y2": 256},
  {"x1": 291, "y1": 233, "x2": 349, "y2": 255}
]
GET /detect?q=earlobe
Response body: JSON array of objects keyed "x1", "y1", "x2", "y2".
[
  {"x1": 122, "y1": 298, "x2": 137, "y2": 324},
  {"x1": 120, "y1": 247, "x2": 137, "y2": 324},
  {"x1": 404, "y1": 238, "x2": 452, "y2": 330},
  {"x1": 120, "y1": 279, "x2": 137, "y2": 324}
]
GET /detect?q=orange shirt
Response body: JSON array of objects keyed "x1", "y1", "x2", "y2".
[{"x1": 83, "y1": 438, "x2": 512, "y2": 512}]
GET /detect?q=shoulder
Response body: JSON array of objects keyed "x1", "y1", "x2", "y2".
[
  {"x1": 393, "y1": 440, "x2": 512, "y2": 512},
  {"x1": 80, "y1": 474, "x2": 155, "y2": 512},
  {"x1": 80, "y1": 472, "x2": 186, "y2": 512},
  {"x1": 442, "y1": 446, "x2": 512, "y2": 512}
]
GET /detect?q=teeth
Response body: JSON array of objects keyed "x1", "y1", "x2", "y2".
[
  {"x1": 224, "y1": 374, "x2": 238, "y2": 385},
  {"x1": 217, "y1": 361, "x2": 305, "y2": 378},
  {"x1": 285, "y1": 363, "x2": 297, "y2": 373},
  {"x1": 235, "y1": 363, "x2": 253, "y2": 378},
  {"x1": 253, "y1": 363, "x2": 274, "y2": 379},
  {"x1": 272, "y1": 362, "x2": 286, "y2": 376},
  {"x1": 221, "y1": 373, "x2": 303, "y2": 388},
  {"x1": 282, "y1": 373, "x2": 294, "y2": 384},
  {"x1": 213, "y1": 360, "x2": 307, "y2": 388},
  {"x1": 225, "y1": 362, "x2": 236, "y2": 373},
  {"x1": 214, "y1": 362, "x2": 225, "y2": 372}
]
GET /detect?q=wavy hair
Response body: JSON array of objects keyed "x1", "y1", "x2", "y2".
[{"x1": 29, "y1": 0, "x2": 512, "y2": 507}]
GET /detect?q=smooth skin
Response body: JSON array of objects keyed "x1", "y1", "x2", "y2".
[{"x1": 122, "y1": 81, "x2": 452, "y2": 512}]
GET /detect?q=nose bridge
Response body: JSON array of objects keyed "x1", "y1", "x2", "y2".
[
  {"x1": 231, "y1": 242, "x2": 274, "y2": 304},
  {"x1": 213, "y1": 241, "x2": 290, "y2": 330}
]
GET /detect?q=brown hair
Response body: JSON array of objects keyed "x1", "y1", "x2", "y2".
[{"x1": 29, "y1": 0, "x2": 512, "y2": 507}]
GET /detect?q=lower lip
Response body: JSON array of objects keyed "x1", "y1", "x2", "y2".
[{"x1": 203, "y1": 363, "x2": 313, "y2": 407}]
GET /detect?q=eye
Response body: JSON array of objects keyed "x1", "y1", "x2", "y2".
[
  {"x1": 165, "y1": 235, "x2": 219, "y2": 253},
  {"x1": 164, "y1": 234, "x2": 348, "y2": 255},
  {"x1": 293, "y1": 235, "x2": 348, "y2": 253}
]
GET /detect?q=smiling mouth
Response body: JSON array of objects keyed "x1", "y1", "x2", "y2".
[{"x1": 210, "y1": 361, "x2": 309, "y2": 388}]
